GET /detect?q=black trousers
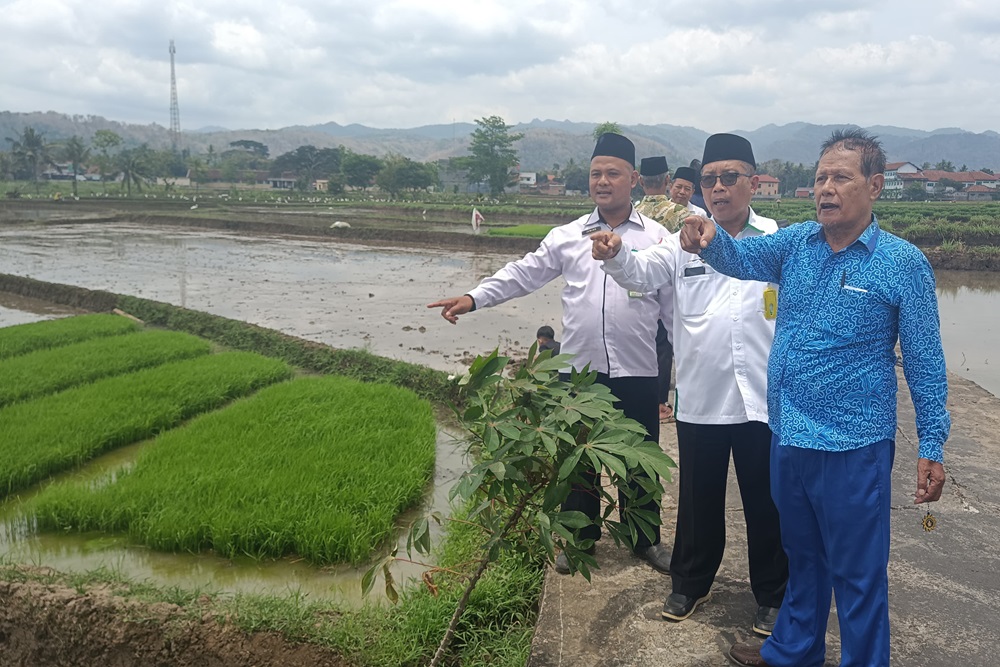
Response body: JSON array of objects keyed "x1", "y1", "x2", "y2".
[
  {"x1": 560, "y1": 373, "x2": 661, "y2": 550},
  {"x1": 670, "y1": 420, "x2": 787, "y2": 607},
  {"x1": 656, "y1": 320, "x2": 673, "y2": 405}
]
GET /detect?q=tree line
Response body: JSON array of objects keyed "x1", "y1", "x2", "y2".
[{"x1": 1, "y1": 117, "x2": 534, "y2": 198}]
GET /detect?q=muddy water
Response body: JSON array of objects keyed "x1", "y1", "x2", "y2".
[
  {"x1": 1, "y1": 222, "x2": 998, "y2": 601},
  {"x1": 0, "y1": 223, "x2": 563, "y2": 374}
]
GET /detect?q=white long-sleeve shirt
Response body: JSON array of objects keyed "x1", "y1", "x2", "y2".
[
  {"x1": 468, "y1": 207, "x2": 670, "y2": 378},
  {"x1": 601, "y1": 208, "x2": 778, "y2": 423}
]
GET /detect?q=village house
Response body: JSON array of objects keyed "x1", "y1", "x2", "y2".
[{"x1": 754, "y1": 174, "x2": 780, "y2": 199}]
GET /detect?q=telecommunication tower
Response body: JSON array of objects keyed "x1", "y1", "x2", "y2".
[{"x1": 169, "y1": 39, "x2": 181, "y2": 151}]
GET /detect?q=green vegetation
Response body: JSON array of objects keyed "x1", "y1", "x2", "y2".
[
  {"x1": 368, "y1": 349, "x2": 676, "y2": 665},
  {"x1": 0, "y1": 313, "x2": 138, "y2": 359},
  {"x1": 0, "y1": 351, "x2": 291, "y2": 498},
  {"x1": 0, "y1": 329, "x2": 211, "y2": 407},
  {"x1": 30, "y1": 376, "x2": 435, "y2": 564},
  {"x1": 487, "y1": 224, "x2": 556, "y2": 238},
  {"x1": 1, "y1": 505, "x2": 543, "y2": 667},
  {"x1": 116, "y1": 294, "x2": 455, "y2": 404},
  {"x1": 0, "y1": 308, "x2": 539, "y2": 663},
  {"x1": 465, "y1": 116, "x2": 524, "y2": 197}
]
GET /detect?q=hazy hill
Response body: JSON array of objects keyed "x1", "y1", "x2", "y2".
[{"x1": 2, "y1": 110, "x2": 998, "y2": 171}]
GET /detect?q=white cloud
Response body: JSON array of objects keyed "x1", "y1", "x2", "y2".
[{"x1": 0, "y1": 0, "x2": 994, "y2": 133}]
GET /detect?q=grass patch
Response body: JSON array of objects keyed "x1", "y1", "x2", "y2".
[
  {"x1": 116, "y1": 294, "x2": 456, "y2": 404},
  {"x1": 30, "y1": 376, "x2": 436, "y2": 565},
  {"x1": 0, "y1": 329, "x2": 212, "y2": 407},
  {"x1": 0, "y1": 313, "x2": 137, "y2": 359},
  {"x1": 487, "y1": 224, "x2": 555, "y2": 238},
  {"x1": 0, "y1": 351, "x2": 292, "y2": 498}
]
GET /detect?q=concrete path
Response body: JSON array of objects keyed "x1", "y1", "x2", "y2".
[{"x1": 528, "y1": 371, "x2": 1000, "y2": 666}]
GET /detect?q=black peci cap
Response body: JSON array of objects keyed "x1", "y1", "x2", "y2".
[
  {"x1": 639, "y1": 156, "x2": 668, "y2": 176},
  {"x1": 592, "y1": 133, "x2": 636, "y2": 167},
  {"x1": 702, "y1": 133, "x2": 756, "y2": 168},
  {"x1": 672, "y1": 166, "x2": 699, "y2": 184}
]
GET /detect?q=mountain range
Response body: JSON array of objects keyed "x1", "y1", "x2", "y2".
[{"x1": 3, "y1": 111, "x2": 999, "y2": 172}]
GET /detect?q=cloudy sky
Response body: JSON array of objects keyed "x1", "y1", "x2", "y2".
[{"x1": 2, "y1": 0, "x2": 997, "y2": 134}]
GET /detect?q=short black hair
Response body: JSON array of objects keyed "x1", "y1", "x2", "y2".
[
  {"x1": 536, "y1": 325, "x2": 555, "y2": 340},
  {"x1": 820, "y1": 128, "x2": 886, "y2": 179}
]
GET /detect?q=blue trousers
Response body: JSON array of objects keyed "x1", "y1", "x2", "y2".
[{"x1": 761, "y1": 438, "x2": 894, "y2": 667}]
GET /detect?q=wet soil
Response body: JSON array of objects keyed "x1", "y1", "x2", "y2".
[{"x1": 0, "y1": 571, "x2": 347, "y2": 667}]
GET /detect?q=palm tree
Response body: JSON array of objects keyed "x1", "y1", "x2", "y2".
[
  {"x1": 92, "y1": 129, "x2": 123, "y2": 193},
  {"x1": 5, "y1": 126, "x2": 57, "y2": 194},
  {"x1": 116, "y1": 146, "x2": 154, "y2": 197},
  {"x1": 61, "y1": 136, "x2": 91, "y2": 198}
]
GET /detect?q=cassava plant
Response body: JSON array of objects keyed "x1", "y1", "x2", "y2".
[{"x1": 363, "y1": 345, "x2": 676, "y2": 666}]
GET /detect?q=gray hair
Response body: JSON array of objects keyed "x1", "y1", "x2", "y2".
[
  {"x1": 820, "y1": 128, "x2": 886, "y2": 179},
  {"x1": 640, "y1": 173, "x2": 668, "y2": 189}
]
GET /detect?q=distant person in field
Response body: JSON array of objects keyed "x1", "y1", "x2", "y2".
[
  {"x1": 679, "y1": 128, "x2": 950, "y2": 667},
  {"x1": 670, "y1": 166, "x2": 708, "y2": 218},
  {"x1": 427, "y1": 132, "x2": 673, "y2": 576},
  {"x1": 635, "y1": 155, "x2": 688, "y2": 422},
  {"x1": 536, "y1": 325, "x2": 560, "y2": 354}
]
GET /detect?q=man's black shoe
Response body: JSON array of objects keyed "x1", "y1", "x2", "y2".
[
  {"x1": 661, "y1": 591, "x2": 711, "y2": 621},
  {"x1": 635, "y1": 542, "x2": 671, "y2": 574},
  {"x1": 727, "y1": 640, "x2": 770, "y2": 666},
  {"x1": 752, "y1": 605, "x2": 780, "y2": 636},
  {"x1": 554, "y1": 545, "x2": 596, "y2": 575}
]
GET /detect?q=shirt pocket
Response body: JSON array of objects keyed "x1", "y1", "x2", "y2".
[
  {"x1": 824, "y1": 287, "x2": 891, "y2": 344},
  {"x1": 676, "y1": 260, "x2": 719, "y2": 317}
]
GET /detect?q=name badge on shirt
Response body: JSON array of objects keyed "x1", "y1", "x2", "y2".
[
  {"x1": 683, "y1": 265, "x2": 706, "y2": 277},
  {"x1": 628, "y1": 290, "x2": 644, "y2": 298},
  {"x1": 581, "y1": 224, "x2": 602, "y2": 237},
  {"x1": 763, "y1": 284, "x2": 778, "y2": 320}
]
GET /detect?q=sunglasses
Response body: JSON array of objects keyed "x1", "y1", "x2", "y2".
[{"x1": 700, "y1": 172, "x2": 752, "y2": 189}]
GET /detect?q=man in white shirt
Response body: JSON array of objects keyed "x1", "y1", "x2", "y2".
[
  {"x1": 670, "y1": 166, "x2": 708, "y2": 218},
  {"x1": 428, "y1": 133, "x2": 673, "y2": 575},
  {"x1": 590, "y1": 134, "x2": 788, "y2": 636}
]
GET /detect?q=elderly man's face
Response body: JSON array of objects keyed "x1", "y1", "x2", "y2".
[
  {"x1": 669, "y1": 178, "x2": 696, "y2": 206},
  {"x1": 590, "y1": 156, "x2": 638, "y2": 216},
  {"x1": 700, "y1": 159, "x2": 757, "y2": 226},
  {"x1": 814, "y1": 147, "x2": 883, "y2": 234}
]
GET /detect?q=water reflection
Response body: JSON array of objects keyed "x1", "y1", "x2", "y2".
[{"x1": 935, "y1": 270, "x2": 1000, "y2": 398}]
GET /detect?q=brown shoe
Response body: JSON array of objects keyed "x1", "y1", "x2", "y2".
[{"x1": 727, "y1": 641, "x2": 770, "y2": 666}]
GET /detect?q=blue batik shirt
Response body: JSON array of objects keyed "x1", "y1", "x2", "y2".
[{"x1": 700, "y1": 217, "x2": 949, "y2": 462}]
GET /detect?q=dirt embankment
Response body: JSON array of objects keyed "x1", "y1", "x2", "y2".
[{"x1": 0, "y1": 574, "x2": 347, "y2": 667}]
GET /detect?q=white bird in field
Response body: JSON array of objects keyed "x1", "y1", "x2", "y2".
[
  {"x1": 190, "y1": 204, "x2": 198, "y2": 209},
  {"x1": 331, "y1": 221, "x2": 350, "y2": 228}
]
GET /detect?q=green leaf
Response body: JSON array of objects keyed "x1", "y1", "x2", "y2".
[
  {"x1": 384, "y1": 564, "x2": 398, "y2": 604},
  {"x1": 488, "y1": 461, "x2": 506, "y2": 481},
  {"x1": 557, "y1": 447, "x2": 585, "y2": 482},
  {"x1": 554, "y1": 510, "x2": 592, "y2": 530}
]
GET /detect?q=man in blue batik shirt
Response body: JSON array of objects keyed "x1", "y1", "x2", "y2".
[{"x1": 679, "y1": 128, "x2": 950, "y2": 667}]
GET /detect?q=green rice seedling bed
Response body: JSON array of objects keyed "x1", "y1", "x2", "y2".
[
  {"x1": 0, "y1": 313, "x2": 138, "y2": 360},
  {"x1": 0, "y1": 329, "x2": 212, "y2": 407},
  {"x1": 30, "y1": 376, "x2": 435, "y2": 565},
  {"x1": 487, "y1": 224, "x2": 557, "y2": 238},
  {"x1": 0, "y1": 351, "x2": 291, "y2": 498}
]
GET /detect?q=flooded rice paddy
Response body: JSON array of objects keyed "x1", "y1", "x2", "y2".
[{"x1": 1, "y1": 221, "x2": 998, "y2": 601}]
